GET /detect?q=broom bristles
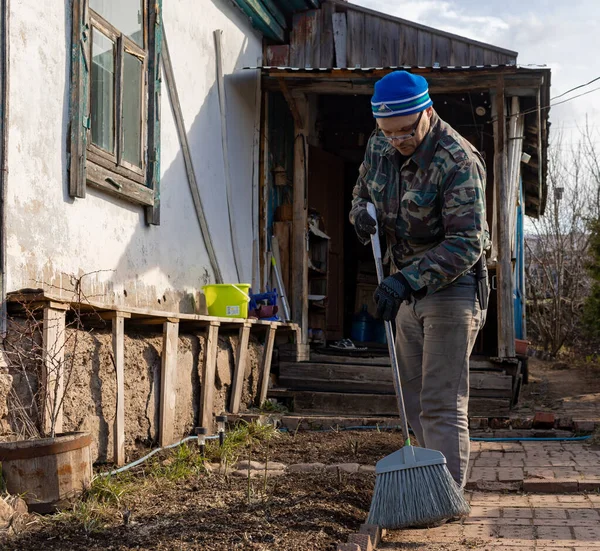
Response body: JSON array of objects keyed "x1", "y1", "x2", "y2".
[{"x1": 367, "y1": 463, "x2": 470, "y2": 529}]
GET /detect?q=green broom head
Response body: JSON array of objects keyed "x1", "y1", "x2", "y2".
[{"x1": 367, "y1": 445, "x2": 470, "y2": 529}]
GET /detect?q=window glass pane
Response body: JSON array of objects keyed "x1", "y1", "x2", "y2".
[
  {"x1": 91, "y1": 28, "x2": 115, "y2": 153},
  {"x1": 122, "y1": 52, "x2": 143, "y2": 168},
  {"x1": 90, "y1": 0, "x2": 144, "y2": 47}
]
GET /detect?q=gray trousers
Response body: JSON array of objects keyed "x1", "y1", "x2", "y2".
[{"x1": 394, "y1": 274, "x2": 483, "y2": 487}]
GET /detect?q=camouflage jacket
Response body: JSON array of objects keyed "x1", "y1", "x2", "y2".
[{"x1": 350, "y1": 110, "x2": 487, "y2": 296}]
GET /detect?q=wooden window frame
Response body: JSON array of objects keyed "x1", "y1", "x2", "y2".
[{"x1": 69, "y1": 0, "x2": 162, "y2": 224}]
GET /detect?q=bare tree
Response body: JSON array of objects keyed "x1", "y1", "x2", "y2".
[
  {"x1": 4, "y1": 273, "x2": 107, "y2": 439},
  {"x1": 525, "y1": 126, "x2": 598, "y2": 355}
]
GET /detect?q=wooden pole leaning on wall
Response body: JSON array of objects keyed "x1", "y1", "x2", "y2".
[
  {"x1": 111, "y1": 312, "x2": 130, "y2": 466},
  {"x1": 229, "y1": 321, "x2": 253, "y2": 414},
  {"x1": 159, "y1": 320, "x2": 179, "y2": 447},
  {"x1": 200, "y1": 321, "x2": 220, "y2": 433},
  {"x1": 42, "y1": 305, "x2": 68, "y2": 436},
  {"x1": 258, "y1": 325, "x2": 278, "y2": 407}
]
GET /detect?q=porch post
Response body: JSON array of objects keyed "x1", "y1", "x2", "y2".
[
  {"x1": 291, "y1": 93, "x2": 309, "y2": 344},
  {"x1": 492, "y1": 76, "x2": 516, "y2": 358}
]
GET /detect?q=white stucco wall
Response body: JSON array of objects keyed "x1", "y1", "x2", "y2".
[{"x1": 5, "y1": 0, "x2": 261, "y2": 312}]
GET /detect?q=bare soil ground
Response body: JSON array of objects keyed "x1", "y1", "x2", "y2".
[
  {"x1": 1, "y1": 432, "x2": 405, "y2": 551},
  {"x1": 514, "y1": 356, "x2": 600, "y2": 421},
  {"x1": 3, "y1": 359, "x2": 599, "y2": 551}
]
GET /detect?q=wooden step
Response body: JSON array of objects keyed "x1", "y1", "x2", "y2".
[
  {"x1": 279, "y1": 362, "x2": 513, "y2": 398},
  {"x1": 268, "y1": 389, "x2": 511, "y2": 418}
]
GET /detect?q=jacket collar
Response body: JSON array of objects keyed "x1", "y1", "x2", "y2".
[{"x1": 410, "y1": 110, "x2": 441, "y2": 171}]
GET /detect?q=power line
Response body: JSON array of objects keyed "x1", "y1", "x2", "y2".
[
  {"x1": 551, "y1": 75, "x2": 600, "y2": 101},
  {"x1": 552, "y1": 86, "x2": 600, "y2": 108},
  {"x1": 489, "y1": 83, "x2": 600, "y2": 124}
]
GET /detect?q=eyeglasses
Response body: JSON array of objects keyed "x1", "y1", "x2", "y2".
[{"x1": 379, "y1": 111, "x2": 424, "y2": 143}]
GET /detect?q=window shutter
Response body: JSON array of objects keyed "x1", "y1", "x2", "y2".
[
  {"x1": 145, "y1": 0, "x2": 163, "y2": 225},
  {"x1": 69, "y1": 0, "x2": 90, "y2": 199}
]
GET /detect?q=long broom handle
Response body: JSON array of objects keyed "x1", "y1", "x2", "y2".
[{"x1": 367, "y1": 203, "x2": 412, "y2": 446}]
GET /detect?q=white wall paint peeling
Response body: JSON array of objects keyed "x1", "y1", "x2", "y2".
[{"x1": 5, "y1": 0, "x2": 262, "y2": 312}]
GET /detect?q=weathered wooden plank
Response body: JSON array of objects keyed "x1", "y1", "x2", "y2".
[
  {"x1": 258, "y1": 326, "x2": 278, "y2": 406},
  {"x1": 433, "y1": 35, "x2": 451, "y2": 66},
  {"x1": 159, "y1": 321, "x2": 179, "y2": 446},
  {"x1": 319, "y1": 2, "x2": 335, "y2": 68},
  {"x1": 200, "y1": 322, "x2": 220, "y2": 433},
  {"x1": 280, "y1": 362, "x2": 393, "y2": 382},
  {"x1": 68, "y1": 0, "x2": 89, "y2": 199},
  {"x1": 469, "y1": 44, "x2": 485, "y2": 66},
  {"x1": 417, "y1": 29, "x2": 433, "y2": 66},
  {"x1": 332, "y1": 12, "x2": 347, "y2": 68},
  {"x1": 364, "y1": 14, "x2": 381, "y2": 67},
  {"x1": 112, "y1": 312, "x2": 126, "y2": 465},
  {"x1": 346, "y1": 9, "x2": 365, "y2": 67},
  {"x1": 284, "y1": 390, "x2": 511, "y2": 417},
  {"x1": 484, "y1": 49, "x2": 500, "y2": 66},
  {"x1": 273, "y1": 222, "x2": 291, "y2": 294},
  {"x1": 292, "y1": 95, "x2": 309, "y2": 343},
  {"x1": 309, "y1": 351, "x2": 390, "y2": 366},
  {"x1": 42, "y1": 307, "x2": 66, "y2": 436},
  {"x1": 400, "y1": 25, "x2": 418, "y2": 66},
  {"x1": 291, "y1": 391, "x2": 399, "y2": 416},
  {"x1": 469, "y1": 398, "x2": 511, "y2": 417},
  {"x1": 266, "y1": 45, "x2": 290, "y2": 67},
  {"x1": 279, "y1": 362, "x2": 512, "y2": 396},
  {"x1": 230, "y1": 0, "x2": 285, "y2": 42},
  {"x1": 492, "y1": 77, "x2": 516, "y2": 358},
  {"x1": 290, "y1": 12, "x2": 307, "y2": 68},
  {"x1": 278, "y1": 78, "x2": 304, "y2": 129},
  {"x1": 229, "y1": 322, "x2": 253, "y2": 414},
  {"x1": 381, "y1": 20, "x2": 400, "y2": 66},
  {"x1": 451, "y1": 40, "x2": 470, "y2": 66},
  {"x1": 470, "y1": 371, "x2": 513, "y2": 391},
  {"x1": 86, "y1": 160, "x2": 154, "y2": 207},
  {"x1": 304, "y1": 11, "x2": 321, "y2": 68}
]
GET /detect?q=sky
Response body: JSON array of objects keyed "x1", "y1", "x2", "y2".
[{"x1": 350, "y1": 0, "x2": 600, "y2": 147}]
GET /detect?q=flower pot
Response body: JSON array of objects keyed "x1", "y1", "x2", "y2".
[
  {"x1": 0, "y1": 431, "x2": 93, "y2": 513},
  {"x1": 515, "y1": 338, "x2": 529, "y2": 356}
]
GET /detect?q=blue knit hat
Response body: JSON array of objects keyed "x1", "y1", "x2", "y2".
[{"x1": 371, "y1": 71, "x2": 433, "y2": 118}]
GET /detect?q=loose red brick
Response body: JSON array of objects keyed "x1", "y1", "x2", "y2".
[
  {"x1": 578, "y1": 480, "x2": 600, "y2": 492},
  {"x1": 533, "y1": 412, "x2": 556, "y2": 429},
  {"x1": 523, "y1": 478, "x2": 579, "y2": 493},
  {"x1": 347, "y1": 533, "x2": 373, "y2": 551},
  {"x1": 573, "y1": 419, "x2": 596, "y2": 433}
]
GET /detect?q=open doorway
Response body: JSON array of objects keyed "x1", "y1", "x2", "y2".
[{"x1": 306, "y1": 91, "x2": 499, "y2": 356}]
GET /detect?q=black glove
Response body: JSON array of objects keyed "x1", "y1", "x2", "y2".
[
  {"x1": 374, "y1": 272, "x2": 412, "y2": 321},
  {"x1": 354, "y1": 208, "x2": 377, "y2": 240}
]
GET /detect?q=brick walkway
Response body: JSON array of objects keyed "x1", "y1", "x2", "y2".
[
  {"x1": 468, "y1": 440, "x2": 600, "y2": 492},
  {"x1": 377, "y1": 441, "x2": 600, "y2": 550}
]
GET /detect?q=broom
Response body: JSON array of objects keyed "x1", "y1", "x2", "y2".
[{"x1": 365, "y1": 202, "x2": 470, "y2": 529}]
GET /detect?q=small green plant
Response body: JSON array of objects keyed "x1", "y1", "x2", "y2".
[
  {"x1": 50, "y1": 498, "x2": 114, "y2": 535},
  {"x1": 148, "y1": 442, "x2": 206, "y2": 482},
  {"x1": 259, "y1": 400, "x2": 288, "y2": 414},
  {"x1": 89, "y1": 472, "x2": 134, "y2": 506}
]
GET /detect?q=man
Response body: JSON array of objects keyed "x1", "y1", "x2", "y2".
[{"x1": 350, "y1": 70, "x2": 488, "y2": 489}]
